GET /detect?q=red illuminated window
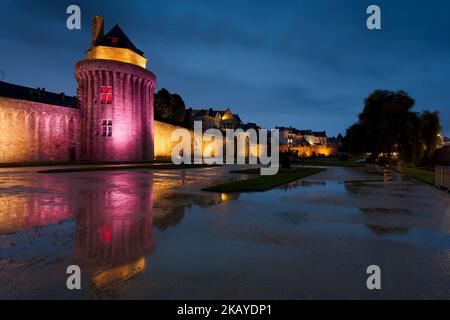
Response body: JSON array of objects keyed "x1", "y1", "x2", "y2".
[
  {"x1": 110, "y1": 37, "x2": 120, "y2": 46},
  {"x1": 100, "y1": 224, "x2": 112, "y2": 243},
  {"x1": 100, "y1": 86, "x2": 113, "y2": 104}
]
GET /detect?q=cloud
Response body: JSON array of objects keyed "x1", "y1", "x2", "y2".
[{"x1": 0, "y1": 0, "x2": 448, "y2": 136}]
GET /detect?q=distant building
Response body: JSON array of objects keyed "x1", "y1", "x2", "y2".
[
  {"x1": 279, "y1": 127, "x2": 301, "y2": 146},
  {"x1": 327, "y1": 133, "x2": 344, "y2": 148},
  {"x1": 278, "y1": 127, "x2": 335, "y2": 157},
  {"x1": 444, "y1": 137, "x2": 450, "y2": 147},
  {"x1": 302, "y1": 130, "x2": 327, "y2": 146},
  {"x1": 241, "y1": 122, "x2": 261, "y2": 131},
  {"x1": 187, "y1": 107, "x2": 243, "y2": 130},
  {"x1": 436, "y1": 145, "x2": 450, "y2": 190},
  {"x1": 278, "y1": 127, "x2": 328, "y2": 147}
]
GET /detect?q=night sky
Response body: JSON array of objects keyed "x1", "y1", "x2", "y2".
[{"x1": 1, "y1": 0, "x2": 449, "y2": 136}]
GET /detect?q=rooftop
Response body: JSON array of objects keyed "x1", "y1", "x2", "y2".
[
  {"x1": 190, "y1": 108, "x2": 241, "y2": 122},
  {"x1": 0, "y1": 81, "x2": 78, "y2": 108},
  {"x1": 86, "y1": 16, "x2": 148, "y2": 68},
  {"x1": 95, "y1": 24, "x2": 144, "y2": 56}
]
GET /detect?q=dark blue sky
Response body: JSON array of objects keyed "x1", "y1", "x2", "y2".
[{"x1": 1, "y1": 0, "x2": 449, "y2": 136}]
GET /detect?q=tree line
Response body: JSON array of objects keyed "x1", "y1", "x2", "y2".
[{"x1": 342, "y1": 90, "x2": 441, "y2": 165}]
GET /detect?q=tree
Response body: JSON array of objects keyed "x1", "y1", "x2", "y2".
[
  {"x1": 343, "y1": 89, "x2": 441, "y2": 165},
  {"x1": 358, "y1": 90, "x2": 415, "y2": 161},
  {"x1": 398, "y1": 111, "x2": 422, "y2": 163},
  {"x1": 154, "y1": 88, "x2": 172, "y2": 120},
  {"x1": 171, "y1": 94, "x2": 186, "y2": 123},
  {"x1": 419, "y1": 111, "x2": 441, "y2": 155},
  {"x1": 154, "y1": 88, "x2": 187, "y2": 124},
  {"x1": 342, "y1": 123, "x2": 365, "y2": 153}
]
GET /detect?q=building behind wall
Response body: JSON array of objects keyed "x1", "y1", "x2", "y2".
[{"x1": 186, "y1": 107, "x2": 243, "y2": 130}]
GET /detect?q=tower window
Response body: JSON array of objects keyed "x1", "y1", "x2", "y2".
[
  {"x1": 100, "y1": 86, "x2": 113, "y2": 104},
  {"x1": 101, "y1": 120, "x2": 113, "y2": 137},
  {"x1": 110, "y1": 37, "x2": 120, "y2": 46}
]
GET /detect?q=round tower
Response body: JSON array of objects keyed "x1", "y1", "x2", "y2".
[{"x1": 75, "y1": 16, "x2": 156, "y2": 162}]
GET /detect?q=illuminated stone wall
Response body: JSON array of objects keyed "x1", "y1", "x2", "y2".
[
  {"x1": 154, "y1": 120, "x2": 185, "y2": 158},
  {"x1": 280, "y1": 144, "x2": 337, "y2": 157},
  {"x1": 154, "y1": 120, "x2": 266, "y2": 159},
  {"x1": 0, "y1": 97, "x2": 81, "y2": 163},
  {"x1": 155, "y1": 121, "x2": 227, "y2": 158}
]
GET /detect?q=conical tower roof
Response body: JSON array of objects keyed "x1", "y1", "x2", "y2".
[{"x1": 95, "y1": 24, "x2": 144, "y2": 56}]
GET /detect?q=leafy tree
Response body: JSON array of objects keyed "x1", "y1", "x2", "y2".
[
  {"x1": 343, "y1": 89, "x2": 442, "y2": 165},
  {"x1": 419, "y1": 111, "x2": 441, "y2": 154},
  {"x1": 359, "y1": 90, "x2": 415, "y2": 160},
  {"x1": 154, "y1": 88, "x2": 187, "y2": 124},
  {"x1": 342, "y1": 123, "x2": 365, "y2": 153},
  {"x1": 154, "y1": 88, "x2": 172, "y2": 120},
  {"x1": 171, "y1": 94, "x2": 186, "y2": 123}
]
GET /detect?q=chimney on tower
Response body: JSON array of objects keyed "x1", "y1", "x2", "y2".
[{"x1": 91, "y1": 16, "x2": 104, "y2": 48}]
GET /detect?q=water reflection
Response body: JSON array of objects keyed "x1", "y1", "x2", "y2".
[
  {"x1": 2, "y1": 166, "x2": 450, "y2": 299},
  {"x1": 278, "y1": 179, "x2": 326, "y2": 191},
  {"x1": 0, "y1": 179, "x2": 74, "y2": 235},
  {"x1": 74, "y1": 174, "x2": 155, "y2": 291},
  {"x1": 0, "y1": 169, "x2": 239, "y2": 296}
]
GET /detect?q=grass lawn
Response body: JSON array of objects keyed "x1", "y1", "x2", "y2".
[
  {"x1": 293, "y1": 159, "x2": 365, "y2": 167},
  {"x1": 399, "y1": 167, "x2": 435, "y2": 186},
  {"x1": 203, "y1": 167, "x2": 325, "y2": 193},
  {"x1": 38, "y1": 163, "x2": 217, "y2": 174}
]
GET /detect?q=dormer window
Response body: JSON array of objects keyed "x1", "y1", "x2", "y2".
[
  {"x1": 110, "y1": 37, "x2": 120, "y2": 46},
  {"x1": 100, "y1": 86, "x2": 113, "y2": 104}
]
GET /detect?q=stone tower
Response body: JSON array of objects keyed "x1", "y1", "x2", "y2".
[{"x1": 75, "y1": 16, "x2": 157, "y2": 162}]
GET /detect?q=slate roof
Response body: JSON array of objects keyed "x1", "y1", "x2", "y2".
[
  {"x1": 0, "y1": 81, "x2": 78, "y2": 108},
  {"x1": 95, "y1": 24, "x2": 144, "y2": 56}
]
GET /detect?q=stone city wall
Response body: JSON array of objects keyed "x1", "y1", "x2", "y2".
[{"x1": 0, "y1": 97, "x2": 81, "y2": 163}]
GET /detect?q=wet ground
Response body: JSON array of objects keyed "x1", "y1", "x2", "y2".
[{"x1": 0, "y1": 164, "x2": 449, "y2": 299}]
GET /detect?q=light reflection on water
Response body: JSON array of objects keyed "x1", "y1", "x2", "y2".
[
  {"x1": 237, "y1": 175, "x2": 450, "y2": 250},
  {"x1": 1, "y1": 166, "x2": 450, "y2": 299},
  {"x1": 0, "y1": 168, "x2": 240, "y2": 296}
]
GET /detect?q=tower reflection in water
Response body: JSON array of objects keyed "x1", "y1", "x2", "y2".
[
  {"x1": 74, "y1": 173, "x2": 155, "y2": 292},
  {"x1": 72, "y1": 171, "x2": 238, "y2": 293},
  {"x1": 0, "y1": 169, "x2": 239, "y2": 297}
]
